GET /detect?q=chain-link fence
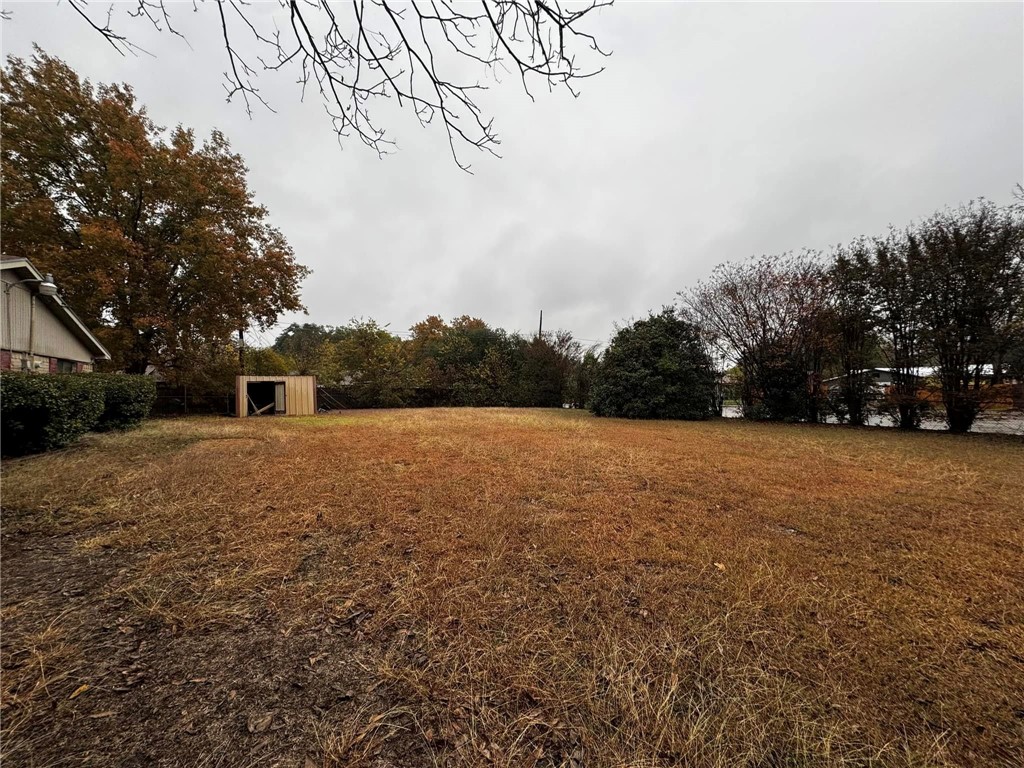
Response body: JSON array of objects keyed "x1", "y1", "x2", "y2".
[
  {"x1": 151, "y1": 385, "x2": 235, "y2": 417},
  {"x1": 720, "y1": 382, "x2": 1024, "y2": 436},
  {"x1": 149, "y1": 381, "x2": 1023, "y2": 435}
]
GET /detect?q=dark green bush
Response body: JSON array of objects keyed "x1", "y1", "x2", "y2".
[
  {"x1": 92, "y1": 374, "x2": 157, "y2": 431},
  {"x1": 740, "y1": 355, "x2": 814, "y2": 422},
  {"x1": 590, "y1": 308, "x2": 716, "y2": 420},
  {"x1": 1, "y1": 372, "x2": 105, "y2": 456}
]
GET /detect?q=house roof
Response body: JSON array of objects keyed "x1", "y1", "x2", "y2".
[
  {"x1": 871, "y1": 365, "x2": 995, "y2": 377},
  {"x1": 1, "y1": 256, "x2": 111, "y2": 361},
  {"x1": 872, "y1": 366, "x2": 939, "y2": 378},
  {"x1": 824, "y1": 365, "x2": 995, "y2": 383}
]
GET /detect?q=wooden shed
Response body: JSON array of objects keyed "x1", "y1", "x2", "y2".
[{"x1": 236, "y1": 375, "x2": 317, "y2": 417}]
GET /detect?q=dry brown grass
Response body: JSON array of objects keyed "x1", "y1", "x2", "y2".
[{"x1": 2, "y1": 409, "x2": 1022, "y2": 767}]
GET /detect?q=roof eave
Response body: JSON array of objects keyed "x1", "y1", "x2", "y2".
[
  {"x1": 3, "y1": 257, "x2": 112, "y2": 361},
  {"x1": 44, "y1": 294, "x2": 112, "y2": 360}
]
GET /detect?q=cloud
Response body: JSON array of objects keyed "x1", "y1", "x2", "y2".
[{"x1": 3, "y1": 1, "x2": 1021, "y2": 344}]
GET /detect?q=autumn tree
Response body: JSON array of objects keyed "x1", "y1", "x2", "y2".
[
  {"x1": 413, "y1": 316, "x2": 510, "y2": 404},
  {"x1": 680, "y1": 253, "x2": 831, "y2": 422},
  {"x1": 407, "y1": 315, "x2": 450, "y2": 364},
  {"x1": 54, "y1": 0, "x2": 611, "y2": 169},
  {"x1": 1, "y1": 49, "x2": 308, "y2": 378}
]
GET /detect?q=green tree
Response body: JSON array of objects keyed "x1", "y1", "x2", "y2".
[
  {"x1": 273, "y1": 323, "x2": 342, "y2": 375},
  {"x1": 590, "y1": 309, "x2": 715, "y2": 420},
  {"x1": 1, "y1": 49, "x2": 308, "y2": 378},
  {"x1": 244, "y1": 348, "x2": 295, "y2": 376},
  {"x1": 912, "y1": 200, "x2": 1024, "y2": 432},
  {"x1": 568, "y1": 347, "x2": 602, "y2": 409},
  {"x1": 406, "y1": 316, "x2": 581, "y2": 407},
  {"x1": 319, "y1": 320, "x2": 417, "y2": 407},
  {"x1": 827, "y1": 242, "x2": 878, "y2": 426},
  {"x1": 518, "y1": 331, "x2": 582, "y2": 408},
  {"x1": 866, "y1": 228, "x2": 931, "y2": 429}
]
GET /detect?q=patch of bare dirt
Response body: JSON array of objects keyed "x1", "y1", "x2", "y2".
[{"x1": 0, "y1": 523, "x2": 427, "y2": 767}]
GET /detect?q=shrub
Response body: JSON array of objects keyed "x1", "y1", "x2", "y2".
[
  {"x1": 741, "y1": 354, "x2": 814, "y2": 422},
  {"x1": 590, "y1": 308, "x2": 716, "y2": 420},
  {"x1": 92, "y1": 374, "x2": 157, "y2": 431},
  {"x1": 1, "y1": 373, "x2": 105, "y2": 456}
]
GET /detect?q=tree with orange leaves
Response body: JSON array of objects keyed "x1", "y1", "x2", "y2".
[{"x1": 1, "y1": 48, "x2": 308, "y2": 377}]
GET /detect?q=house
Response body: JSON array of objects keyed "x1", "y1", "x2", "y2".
[
  {"x1": 824, "y1": 367, "x2": 932, "y2": 391},
  {"x1": 824, "y1": 366, "x2": 999, "y2": 391},
  {"x1": 1, "y1": 257, "x2": 110, "y2": 372}
]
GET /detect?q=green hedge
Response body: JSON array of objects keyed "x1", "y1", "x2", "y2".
[
  {"x1": 1, "y1": 372, "x2": 105, "y2": 456},
  {"x1": 1, "y1": 372, "x2": 156, "y2": 456},
  {"x1": 92, "y1": 374, "x2": 157, "y2": 431}
]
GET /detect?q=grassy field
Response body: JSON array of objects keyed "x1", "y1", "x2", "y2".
[{"x1": 2, "y1": 409, "x2": 1022, "y2": 767}]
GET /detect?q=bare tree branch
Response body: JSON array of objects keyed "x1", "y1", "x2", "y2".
[
  {"x1": 68, "y1": 0, "x2": 151, "y2": 57},
  {"x1": 63, "y1": 0, "x2": 613, "y2": 169}
]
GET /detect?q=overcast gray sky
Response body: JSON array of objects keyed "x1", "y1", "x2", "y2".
[{"x1": 2, "y1": 1, "x2": 1022, "y2": 346}]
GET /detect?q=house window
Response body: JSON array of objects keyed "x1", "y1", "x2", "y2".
[{"x1": 57, "y1": 359, "x2": 76, "y2": 373}]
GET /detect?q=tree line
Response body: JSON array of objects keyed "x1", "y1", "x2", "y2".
[
  {"x1": 4, "y1": 51, "x2": 1021, "y2": 432},
  {"x1": 680, "y1": 197, "x2": 1024, "y2": 432},
  {"x1": 248, "y1": 310, "x2": 720, "y2": 421},
  {"x1": 245, "y1": 196, "x2": 1023, "y2": 433},
  {"x1": 248, "y1": 317, "x2": 597, "y2": 410}
]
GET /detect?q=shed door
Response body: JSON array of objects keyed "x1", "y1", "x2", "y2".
[{"x1": 275, "y1": 382, "x2": 286, "y2": 413}]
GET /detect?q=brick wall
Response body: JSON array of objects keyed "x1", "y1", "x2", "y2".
[{"x1": 0, "y1": 352, "x2": 94, "y2": 372}]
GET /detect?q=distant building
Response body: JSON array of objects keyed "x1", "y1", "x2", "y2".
[
  {"x1": 1, "y1": 257, "x2": 110, "y2": 372},
  {"x1": 824, "y1": 366, "x2": 999, "y2": 391}
]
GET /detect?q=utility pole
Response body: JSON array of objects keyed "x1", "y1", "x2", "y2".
[
  {"x1": 238, "y1": 328, "x2": 245, "y2": 372},
  {"x1": 537, "y1": 309, "x2": 543, "y2": 340}
]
